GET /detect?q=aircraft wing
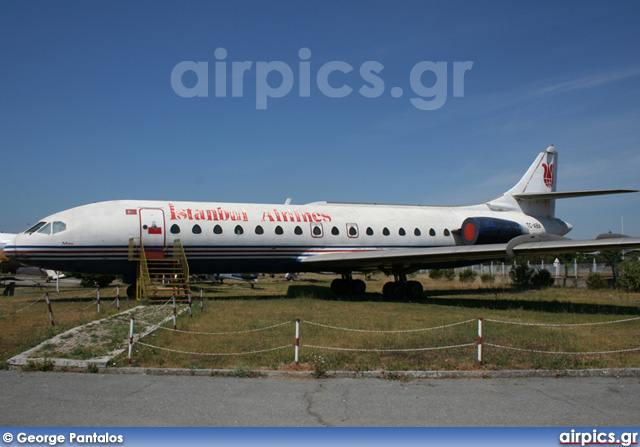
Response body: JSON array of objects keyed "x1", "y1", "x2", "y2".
[{"x1": 299, "y1": 235, "x2": 640, "y2": 271}]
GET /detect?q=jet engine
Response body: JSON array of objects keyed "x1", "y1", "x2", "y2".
[{"x1": 460, "y1": 217, "x2": 523, "y2": 245}]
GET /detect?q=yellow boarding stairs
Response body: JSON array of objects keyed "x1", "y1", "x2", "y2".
[{"x1": 128, "y1": 238, "x2": 190, "y2": 300}]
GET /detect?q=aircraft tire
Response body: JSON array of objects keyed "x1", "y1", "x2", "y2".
[
  {"x1": 126, "y1": 284, "x2": 136, "y2": 299},
  {"x1": 331, "y1": 278, "x2": 349, "y2": 295},
  {"x1": 351, "y1": 279, "x2": 366, "y2": 295},
  {"x1": 406, "y1": 281, "x2": 424, "y2": 300},
  {"x1": 382, "y1": 282, "x2": 404, "y2": 300}
]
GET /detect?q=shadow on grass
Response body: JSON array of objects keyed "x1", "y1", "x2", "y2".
[{"x1": 285, "y1": 285, "x2": 640, "y2": 316}]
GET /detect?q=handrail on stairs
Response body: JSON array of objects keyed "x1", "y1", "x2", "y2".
[{"x1": 129, "y1": 237, "x2": 151, "y2": 300}]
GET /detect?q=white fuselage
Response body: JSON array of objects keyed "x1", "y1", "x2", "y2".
[{"x1": 4, "y1": 199, "x2": 569, "y2": 280}]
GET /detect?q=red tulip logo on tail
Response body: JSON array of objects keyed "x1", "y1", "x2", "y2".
[{"x1": 542, "y1": 162, "x2": 554, "y2": 188}]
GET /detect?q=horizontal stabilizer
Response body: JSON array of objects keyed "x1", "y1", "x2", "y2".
[{"x1": 513, "y1": 189, "x2": 638, "y2": 200}]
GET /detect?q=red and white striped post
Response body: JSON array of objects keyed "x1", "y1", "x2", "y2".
[
  {"x1": 188, "y1": 292, "x2": 193, "y2": 318},
  {"x1": 127, "y1": 317, "x2": 135, "y2": 364},
  {"x1": 116, "y1": 284, "x2": 120, "y2": 310},
  {"x1": 200, "y1": 289, "x2": 204, "y2": 312},
  {"x1": 96, "y1": 285, "x2": 101, "y2": 313},
  {"x1": 45, "y1": 292, "x2": 55, "y2": 326},
  {"x1": 295, "y1": 319, "x2": 300, "y2": 365},
  {"x1": 172, "y1": 291, "x2": 177, "y2": 330},
  {"x1": 477, "y1": 317, "x2": 483, "y2": 366}
]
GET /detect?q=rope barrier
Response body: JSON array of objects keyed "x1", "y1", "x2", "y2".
[
  {"x1": 135, "y1": 341, "x2": 291, "y2": 356},
  {"x1": 136, "y1": 319, "x2": 293, "y2": 335},
  {"x1": 301, "y1": 342, "x2": 476, "y2": 353},
  {"x1": 485, "y1": 342, "x2": 640, "y2": 356},
  {"x1": 55, "y1": 300, "x2": 100, "y2": 313},
  {"x1": 0, "y1": 294, "x2": 44, "y2": 318},
  {"x1": 484, "y1": 315, "x2": 640, "y2": 327},
  {"x1": 302, "y1": 318, "x2": 476, "y2": 333}
]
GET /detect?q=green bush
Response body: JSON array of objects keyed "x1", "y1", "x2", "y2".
[
  {"x1": 586, "y1": 272, "x2": 608, "y2": 290},
  {"x1": 480, "y1": 273, "x2": 495, "y2": 284},
  {"x1": 510, "y1": 264, "x2": 533, "y2": 286},
  {"x1": 616, "y1": 261, "x2": 640, "y2": 292},
  {"x1": 530, "y1": 269, "x2": 554, "y2": 288},
  {"x1": 458, "y1": 269, "x2": 477, "y2": 283},
  {"x1": 428, "y1": 269, "x2": 455, "y2": 281},
  {"x1": 442, "y1": 269, "x2": 456, "y2": 281}
]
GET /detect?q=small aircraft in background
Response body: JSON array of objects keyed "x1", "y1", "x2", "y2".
[
  {"x1": 4, "y1": 145, "x2": 640, "y2": 299},
  {"x1": 209, "y1": 273, "x2": 258, "y2": 288}
]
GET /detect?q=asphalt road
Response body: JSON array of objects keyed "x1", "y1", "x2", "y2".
[{"x1": 1, "y1": 371, "x2": 639, "y2": 426}]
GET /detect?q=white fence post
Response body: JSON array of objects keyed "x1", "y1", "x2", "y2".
[
  {"x1": 477, "y1": 318, "x2": 483, "y2": 366},
  {"x1": 128, "y1": 317, "x2": 135, "y2": 364},
  {"x1": 295, "y1": 319, "x2": 300, "y2": 365},
  {"x1": 45, "y1": 292, "x2": 55, "y2": 327}
]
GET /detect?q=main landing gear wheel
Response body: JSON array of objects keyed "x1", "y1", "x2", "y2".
[
  {"x1": 126, "y1": 284, "x2": 136, "y2": 299},
  {"x1": 331, "y1": 277, "x2": 366, "y2": 295},
  {"x1": 382, "y1": 279, "x2": 423, "y2": 300}
]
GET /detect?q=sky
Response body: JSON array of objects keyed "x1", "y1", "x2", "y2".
[{"x1": 1, "y1": 0, "x2": 639, "y2": 239}]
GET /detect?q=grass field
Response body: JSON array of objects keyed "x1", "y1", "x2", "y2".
[{"x1": 2, "y1": 273, "x2": 640, "y2": 372}]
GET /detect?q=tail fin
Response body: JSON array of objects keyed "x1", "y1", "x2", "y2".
[
  {"x1": 488, "y1": 145, "x2": 558, "y2": 218},
  {"x1": 507, "y1": 145, "x2": 558, "y2": 218},
  {"x1": 488, "y1": 145, "x2": 637, "y2": 219},
  {"x1": 508, "y1": 145, "x2": 558, "y2": 197}
]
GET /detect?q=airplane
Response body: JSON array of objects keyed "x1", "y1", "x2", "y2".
[
  {"x1": 0, "y1": 233, "x2": 21, "y2": 272},
  {"x1": 4, "y1": 145, "x2": 640, "y2": 300},
  {"x1": 2, "y1": 234, "x2": 65, "y2": 282},
  {"x1": 209, "y1": 273, "x2": 259, "y2": 288}
]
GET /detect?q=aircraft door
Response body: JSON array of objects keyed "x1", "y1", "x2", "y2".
[{"x1": 139, "y1": 208, "x2": 166, "y2": 259}]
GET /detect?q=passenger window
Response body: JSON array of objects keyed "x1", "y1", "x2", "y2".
[
  {"x1": 234, "y1": 225, "x2": 244, "y2": 235},
  {"x1": 347, "y1": 224, "x2": 358, "y2": 238},
  {"x1": 366, "y1": 227, "x2": 374, "y2": 236},
  {"x1": 37, "y1": 222, "x2": 52, "y2": 235},
  {"x1": 414, "y1": 228, "x2": 421, "y2": 236},
  {"x1": 331, "y1": 226, "x2": 340, "y2": 236},
  {"x1": 399, "y1": 228, "x2": 406, "y2": 236},
  {"x1": 170, "y1": 224, "x2": 181, "y2": 234},
  {"x1": 444, "y1": 229, "x2": 451, "y2": 237},
  {"x1": 52, "y1": 221, "x2": 67, "y2": 234},
  {"x1": 429, "y1": 228, "x2": 436, "y2": 237},
  {"x1": 311, "y1": 223, "x2": 323, "y2": 238},
  {"x1": 294, "y1": 226, "x2": 303, "y2": 235},
  {"x1": 192, "y1": 224, "x2": 202, "y2": 234},
  {"x1": 213, "y1": 225, "x2": 223, "y2": 234},
  {"x1": 275, "y1": 226, "x2": 284, "y2": 235},
  {"x1": 255, "y1": 225, "x2": 264, "y2": 235},
  {"x1": 383, "y1": 227, "x2": 390, "y2": 236}
]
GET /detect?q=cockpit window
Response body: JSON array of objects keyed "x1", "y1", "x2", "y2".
[
  {"x1": 24, "y1": 222, "x2": 47, "y2": 234},
  {"x1": 52, "y1": 221, "x2": 66, "y2": 234},
  {"x1": 37, "y1": 222, "x2": 52, "y2": 235}
]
